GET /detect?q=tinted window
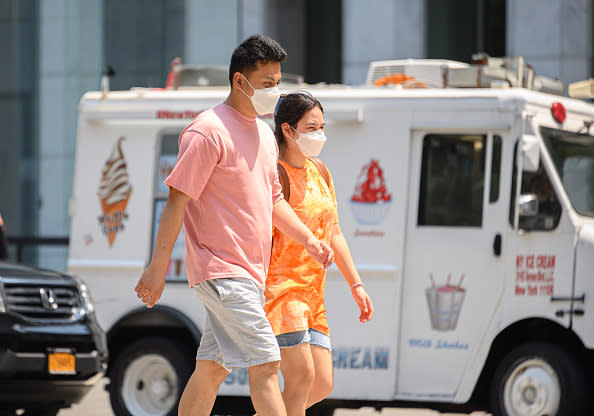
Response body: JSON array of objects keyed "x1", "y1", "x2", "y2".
[
  {"x1": 489, "y1": 135, "x2": 502, "y2": 203},
  {"x1": 509, "y1": 141, "x2": 562, "y2": 231},
  {"x1": 418, "y1": 134, "x2": 486, "y2": 226}
]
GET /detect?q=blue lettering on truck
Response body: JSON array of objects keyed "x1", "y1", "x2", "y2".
[
  {"x1": 332, "y1": 347, "x2": 389, "y2": 369},
  {"x1": 408, "y1": 337, "x2": 469, "y2": 350},
  {"x1": 224, "y1": 347, "x2": 390, "y2": 385},
  {"x1": 224, "y1": 367, "x2": 249, "y2": 385}
]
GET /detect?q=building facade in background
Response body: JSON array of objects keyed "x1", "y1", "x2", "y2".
[{"x1": 0, "y1": 0, "x2": 592, "y2": 271}]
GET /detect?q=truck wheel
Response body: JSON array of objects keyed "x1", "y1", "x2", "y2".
[
  {"x1": 490, "y1": 342, "x2": 587, "y2": 416},
  {"x1": 109, "y1": 337, "x2": 195, "y2": 416}
]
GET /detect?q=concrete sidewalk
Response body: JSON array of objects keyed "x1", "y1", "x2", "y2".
[{"x1": 59, "y1": 377, "x2": 491, "y2": 416}]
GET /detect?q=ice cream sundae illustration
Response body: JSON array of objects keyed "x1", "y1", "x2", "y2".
[
  {"x1": 98, "y1": 137, "x2": 132, "y2": 247},
  {"x1": 351, "y1": 159, "x2": 392, "y2": 225},
  {"x1": 425, "y1": 273, "x2": 466, "y2": 331}
]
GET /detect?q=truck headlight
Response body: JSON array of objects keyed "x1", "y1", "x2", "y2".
[{"x1": 76, "y1": 279, "x2": 95, "y2": 314}]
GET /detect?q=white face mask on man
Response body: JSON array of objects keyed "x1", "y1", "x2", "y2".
[
  {"x1": 290, "y1": 126, "x2": 327, "y2": 157},
  {"x1": 240, "y1": 74, "x2": 281, "y2": 115}
]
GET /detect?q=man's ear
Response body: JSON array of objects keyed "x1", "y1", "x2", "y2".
[{"x1": 232, "y1": 72, "x2": 244, "y2": 90}]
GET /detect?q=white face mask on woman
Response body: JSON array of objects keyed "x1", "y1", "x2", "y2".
[
  {"x1": 290, "y1": 126, "x2": 327, "y2": 157},
  {"x1": 240, "y1": 74, "x2": 281, "y2": 115}
]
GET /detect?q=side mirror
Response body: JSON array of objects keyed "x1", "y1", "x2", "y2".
[
  {"x1": 520, "y1": 134, "x2": 540, "y2": 172},
  {"x1": 519, "y1": 193, "x2": 539, "y2": 216}
]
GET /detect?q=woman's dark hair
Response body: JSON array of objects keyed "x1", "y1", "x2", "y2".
[
  {"x1": 229, "y1": 34, "x2": 287, "y2": 85},
  {"x1": 274, "y1": 91, "x2": 324, "y2": 148}
]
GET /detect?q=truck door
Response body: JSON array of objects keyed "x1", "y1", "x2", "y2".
[
  {"x1": 398, "y1": 131, "x2": 505, "y2": 398},
  {"x1": 503, "y1": 135, "x2": 574, "y2": 327}
]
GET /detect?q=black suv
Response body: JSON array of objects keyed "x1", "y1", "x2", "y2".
[{"x1": 0, "y1": 261, "x2": 107, "y2": 415}]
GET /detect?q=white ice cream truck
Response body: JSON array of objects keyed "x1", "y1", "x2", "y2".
[{"x1": 68, "y1": 57, "x2": 594, "y2": 416}]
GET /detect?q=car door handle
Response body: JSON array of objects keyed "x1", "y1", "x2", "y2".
[{"x1": 493, "y1": 233, "x2": 502, "y2": 257}]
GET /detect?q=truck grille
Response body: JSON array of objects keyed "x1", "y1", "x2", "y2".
[{"x1": 4, "y1": 282, "x2": 82, "y2": 322}]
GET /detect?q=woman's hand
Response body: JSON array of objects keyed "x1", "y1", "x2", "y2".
[{"x1": 351, "y1": 286, "x2": 374, "y2": 323}]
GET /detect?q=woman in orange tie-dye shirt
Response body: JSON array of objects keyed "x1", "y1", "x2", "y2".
[{"x1": 265, "y1": 92, "x2": 374, "y2": 416}]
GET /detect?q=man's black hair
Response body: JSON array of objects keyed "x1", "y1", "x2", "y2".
[{"x1": 229, "y1": 34, "x2": 287, "y2": 85}]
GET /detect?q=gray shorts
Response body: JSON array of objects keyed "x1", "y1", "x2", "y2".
[{"x1": 193, "y1": 278, "x2": 281, "y2": 372}]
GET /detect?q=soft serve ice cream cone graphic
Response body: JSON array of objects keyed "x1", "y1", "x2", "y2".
[{"x1": 98, "y1": 137, "x2": 132, "y2": 247}]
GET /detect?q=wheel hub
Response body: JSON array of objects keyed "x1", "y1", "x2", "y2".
[
  {"x1": 504, "y1": 359, "x2": 560, "y2": 416},
  {"x1": 150, "y1": 377, "x2": 172, "y2": 400},
  {"x1": 122, "y1": 354, "x2": 178, "y2": 416}
]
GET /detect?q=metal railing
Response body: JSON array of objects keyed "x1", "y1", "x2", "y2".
[{"x1": 6, "y1": 236, "x2": 70, "y2": 263}]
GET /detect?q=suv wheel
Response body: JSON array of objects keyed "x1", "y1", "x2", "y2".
[
  {"x1": 109, "y1": 337, "x2": 194, "y2": 416},
  {"x1": 490, "y1": 342, "x2": 587, "y2": 416}
]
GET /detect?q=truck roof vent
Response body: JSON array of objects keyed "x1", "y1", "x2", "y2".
[
  {"x1": 167, "y1": 64, "x2": 304, "y2": 89},
  {"x1": 365, "y1": 59, "x2": 467, "y2": 87},
  {"x1": 569, "y1": 79, "x2": 594, "y2": 99},
  {"x1": 367, "y1": 55, "x2": 564, "y2": 95},
  {"x1": 170, "y1": 65, "x2": 230, "y2": 88}
]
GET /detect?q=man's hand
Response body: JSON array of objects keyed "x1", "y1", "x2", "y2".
[
  {"x1": 134, "y1": 188, "x2": 189, "y2": 308},
  {"x1": 273, "y1": 199, "x2": 334, "y2": 268},
  {"x1": 135, "y1": 265, "x2": 166, "y2": 308},
  {"x1": 352, "y1": 286, "x2": 374, "y2": 323},
  {"x1": 305, "y1": 237, "x2": 334, "y2": 269}
]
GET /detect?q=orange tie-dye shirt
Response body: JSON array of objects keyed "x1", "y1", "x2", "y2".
[{"x1": 265, "y1": 159, "x2": 338, "y2": 336}]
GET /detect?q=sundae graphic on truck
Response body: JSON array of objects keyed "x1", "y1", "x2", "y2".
[
  {"x1": 426, "y1": 273, "x2": 466, "y2": 331},
  {"x1": 97, "y1": 137, "x2": 132, "y2": 247},
  {"x1": 351, "y1": 159, "x2": 392, "y2": 225}
]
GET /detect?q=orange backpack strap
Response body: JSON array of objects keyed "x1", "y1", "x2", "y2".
[
  {"x1": 309, "y1": 157, "x2": 331, "y2": 189},
  {"x1": 277, "y1": 163, "x2": 290, "y2": 202}
]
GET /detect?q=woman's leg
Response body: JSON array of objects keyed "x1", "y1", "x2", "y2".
[
  {"x1": 307, "y1": 344, "x2": 334, "y2": 407},
  {"x1": 279, "y1": 342, "x2": 315, "y2": 416}
]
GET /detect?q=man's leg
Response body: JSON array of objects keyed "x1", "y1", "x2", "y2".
[
  {"x1": 193, "y1": 279, "x2": 284, "y2": 415},
  {"x1": 178, "y1": 359, "x2": 229, "y2": 416},
  {"x1": 248, "y1": 360, "x2": 287, "y2": 416}
]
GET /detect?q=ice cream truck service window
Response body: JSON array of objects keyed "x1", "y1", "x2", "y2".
[
  {"x1": 152, "y1": 132, "x2": 186, "y2": 282},
  {"x1": 418, "y1": 134, "x2": 502, "y2": 227}
]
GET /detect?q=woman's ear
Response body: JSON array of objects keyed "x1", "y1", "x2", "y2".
[{"x1": 281, "y1": 123, "x2": 292, "y2": 139}]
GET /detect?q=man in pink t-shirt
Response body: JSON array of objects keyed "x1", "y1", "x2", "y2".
[{"x1": 134, "y1": 35, "x2": 333, "y2": 416}]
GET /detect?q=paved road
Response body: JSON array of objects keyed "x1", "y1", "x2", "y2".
[{"x1": 58, "y1": 377, "x2": 491, "y2": 416}]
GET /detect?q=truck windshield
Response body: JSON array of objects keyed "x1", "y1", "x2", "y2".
[{"x1": 540, "y1": 126, "x2": 594, "y2": 217}]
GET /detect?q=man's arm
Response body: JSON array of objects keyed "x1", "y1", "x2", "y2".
[
  {"x1": 135, "y1": 188, "x2": 191, "y2": 307},
  {"x1": 272, "y1": 199, "x2": 334, "y2": 268}
]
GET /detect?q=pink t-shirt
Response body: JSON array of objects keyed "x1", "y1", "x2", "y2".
[{"x1": 165, "y1": 103, "x2": 283, "y2": 288}]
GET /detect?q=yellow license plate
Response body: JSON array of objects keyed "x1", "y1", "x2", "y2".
[{"x1": 48, "y1": 352, "x2": 76, "y2": 375}]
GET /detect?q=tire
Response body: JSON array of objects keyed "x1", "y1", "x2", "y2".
[
  {"x1": 109, "y1": 337, "x2": 195, "y2": 416},
  {"x1": 490, "y1": 342, "x2": 587, "y2": 416}
]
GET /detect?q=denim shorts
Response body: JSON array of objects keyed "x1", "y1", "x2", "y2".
[
  {"x1": 276, "y1": 328, "x2": 332, "y2": 351},
  {"x1": 192, "y1": 278, "x2": 281, "y2": 372}
]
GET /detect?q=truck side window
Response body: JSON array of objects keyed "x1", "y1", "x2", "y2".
[
  {"x1": 509, "y1": 142, "x2": 562, "y2": 231},
  {"x1": 152, "y1": 132, "x2": 187, "y2": 281},
  {"x1": 418, "y1": 134, "x2": 486, "y2": 227},
  {"x1": 489, "y1": 136, "x2": 502, "y2": 203}
]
